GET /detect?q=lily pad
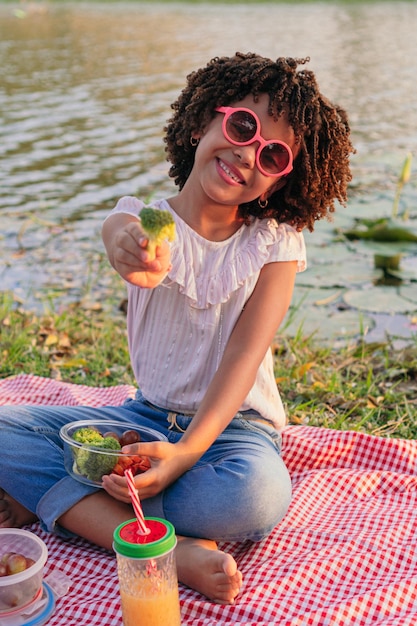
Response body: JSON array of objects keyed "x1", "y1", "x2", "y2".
[
  {"x1": 304, "y1": 211, "x2": 352, "y2": 246},
  {"x1": 283, "y1": 308, "x2": 374, "y2": 343},
  {"x1": 344, "y1": 195, "x2": 395, "y2": 220},
  {"x1": 388, "y1": 267, "x2": 417, "y2": 281},
  {"x1": 364, "y1": 313, "x2": 417, "y2": 341},
  {"x1": 342, "y1": 217, "x2": 417, "y2": 242},
  {"x1": 388, "y1": 257, "x2": 417, "y2": 281},
  {"x1": 297, "y1": 265, "x2": 345, "y2": 288},
  {"x1": 399, "y1": 284, "x2": 417, "y2": 305},
  {"x1": 343, "y1": 286, "x2": 417, "y2": 314},
  {"x1": 297, "y1": 260, "x2": 382, "y2": 288},
  {"x1": 304, "y1": 242, "x2": 353, "y2": 265},
  {"x1": 290, "y1": 286, "x2": 344, "y2": 309},
  {"x1": 359, "y1": 240, "x2": 417, "y2": 256}
]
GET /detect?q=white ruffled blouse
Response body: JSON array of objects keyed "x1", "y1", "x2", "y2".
[{"x1": 108, "y1": 196, "x2": 306, "y2": 431}]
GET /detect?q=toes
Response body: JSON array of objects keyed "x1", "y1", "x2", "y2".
[
  {"x1": 210, "y1": 564, "x2": 242, "y2": 604},
  {"x1": 221, "y1": 553, "x2": 238, "y2": 577},
  {"x1": 212, "y1": 580, "x2": 241, "y2": 605}
]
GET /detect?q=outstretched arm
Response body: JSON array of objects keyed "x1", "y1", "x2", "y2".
[{"x1": 102, "y1": 212, "x2": 172, "y2": 288}]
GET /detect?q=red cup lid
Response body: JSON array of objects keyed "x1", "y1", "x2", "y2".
[
  {"x1": 113, "y1": 518, "x2": 176, "y2": 559},
  {"x1": 120, "y1": 519, "x2": 167, "y2": 544}
]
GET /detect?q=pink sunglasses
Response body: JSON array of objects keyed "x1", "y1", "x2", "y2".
[{"x1": 215, "y1": 106, "x2": 293, "y2": 178}]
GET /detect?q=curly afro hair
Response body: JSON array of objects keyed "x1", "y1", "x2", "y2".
[{"x1": 164, "y1": 52, "x2": 355, "y2": 232}]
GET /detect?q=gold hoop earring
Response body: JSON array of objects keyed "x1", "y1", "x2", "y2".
[
  {"x1": 258, "y1": 197, "x2": 268, "y2": 209},
  {"x1": 190, "y1": 137, "x2": 199, "y2": 147}
]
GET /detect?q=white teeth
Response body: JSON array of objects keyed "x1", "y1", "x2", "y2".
[{"x1": 219, "y1": 160, "x2": 242, "y2": 183}]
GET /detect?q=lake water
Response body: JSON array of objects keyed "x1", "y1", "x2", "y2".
[{"x1": 1, "y1": 1, "x2": 417, "y2": 343}]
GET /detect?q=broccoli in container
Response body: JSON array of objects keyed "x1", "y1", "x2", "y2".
[{"x1": 72, "y1": 427, "x2": 121, "y2": 482}]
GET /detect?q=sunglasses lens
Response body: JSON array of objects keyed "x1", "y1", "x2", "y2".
[
  {"x1": 260, "y1": 143, "x2": 291, "y2": 175},
  {"x1": 225, "y1": 110, "x2": 257, "y2": 143},
  {"x1": 221, "y1": 108, "x2": 292, "y2": 176}
]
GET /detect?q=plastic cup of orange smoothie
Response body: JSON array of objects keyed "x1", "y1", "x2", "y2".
[{"x1": 113, "y1": 518, "x2": 181, "y2": 626}]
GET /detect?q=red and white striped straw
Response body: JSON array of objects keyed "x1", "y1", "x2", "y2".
[{"x1": 124, "y1": 468, "x2": 150, "y2": 535}]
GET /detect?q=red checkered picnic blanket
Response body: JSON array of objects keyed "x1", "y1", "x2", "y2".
[{"x1": 1, "y1": 374, "x2": 417, "y2": 625}]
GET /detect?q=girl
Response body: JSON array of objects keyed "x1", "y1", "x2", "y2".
[{"x1": 0, "y1": 52, "x2": 354, "y2": 605}]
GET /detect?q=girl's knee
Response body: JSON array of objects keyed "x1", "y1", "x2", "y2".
[
  {"x1": 213, "y1": 459, "x2": 291, "y2": 541},
  {"x1": 214, "y1": 482, "x2": 292, "y2": 542},
  {"x1": 238, "y1": 458, "x2": 292, "y2": 534}
]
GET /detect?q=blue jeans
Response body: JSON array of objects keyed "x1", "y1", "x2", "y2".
[{"x1": 0, "y1": 391, "x2": 292, "y2": 542}]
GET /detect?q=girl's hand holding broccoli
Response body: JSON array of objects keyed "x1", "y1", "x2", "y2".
[{"x1": 102, "y1": 212, "x2": 173, "y2": 288}]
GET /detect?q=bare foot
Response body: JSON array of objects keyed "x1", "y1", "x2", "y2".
[
  {"x1": 0, "y1": 488, "x2": 37, "y2": 528},
  {"x1": 175, "y1": 536, "x2": 242, "y2": 604}
]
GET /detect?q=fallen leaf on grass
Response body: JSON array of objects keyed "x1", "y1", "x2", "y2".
[
  {"x1": 366, "y1": 395, "x2": 384, "y2": 408},
  {"x1": 276, "y1": 376, "x2": 289, "y2": 384},
  {"x1": 44, "y1": 333, "x2": 58, "y2": 347},
  {"x1": 295, "y1": 362, "x2": 315, "y2": 377},
  {"x1": 60, "y1": 358, "x2": 88, "y2": 369}
]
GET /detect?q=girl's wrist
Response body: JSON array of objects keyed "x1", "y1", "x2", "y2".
[{"x1": 174, "y1": 438, "x2": 206, "y2": 469}]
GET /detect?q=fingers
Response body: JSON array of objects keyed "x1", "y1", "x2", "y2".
[
  {"x1": 112, "y1": 224, "x2": 171, "y2": 282},
  {"x1": 113, "y1": 223, "x2": 149, "y2": 267},
  {"x1": 121, "y1": 441, "x2": 164, "y2": 458},
  {"x1": 102, "y1": 466, "x2": 159, "y2": 502},
  {"x1": 101, "y1": 473, "x2": 130, "y2": 502},
  {"x1": 102, "y1": 441, "x2": 182, "y2": 503}
]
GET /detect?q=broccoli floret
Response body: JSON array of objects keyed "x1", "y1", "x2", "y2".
[
  {"x1": 72, "y1": 427, "x2": 121, "y2": 482},
  {"x1": 72, "y1": 427, "x2": 104, "y2": 445},
  {"x1": 139, "y1": 207, "x2": 176, "y2": 260}
]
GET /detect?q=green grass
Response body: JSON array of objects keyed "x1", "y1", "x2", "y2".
[
  {"x1": 1, "y1": 287, "x2": 416, "y2": 440},
  {"x1": 272, "y1": 335, "x2": 417, "y2": 439},
  {"x1": 0, "y1": 290, "x2": 133, "y2": 387}
]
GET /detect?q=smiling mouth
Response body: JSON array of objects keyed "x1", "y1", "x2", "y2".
[{"x1": 218, "y1": 159, "x2": 244, "y2": 184}]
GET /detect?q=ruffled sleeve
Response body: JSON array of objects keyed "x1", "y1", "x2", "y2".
[
  {"x1": 166, "y1": 207, "x2": 307, "y2": 309},
  {"x1": 106, "y1": 195, "x2": 145, "y2": 219},
  {"x1": 264, "y1": 220, "x2": 307, "y2": 271}
]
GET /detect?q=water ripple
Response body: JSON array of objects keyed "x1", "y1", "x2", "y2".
[{"x1": 1, "y1": 1, "x2": 416, "y2": 318}]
